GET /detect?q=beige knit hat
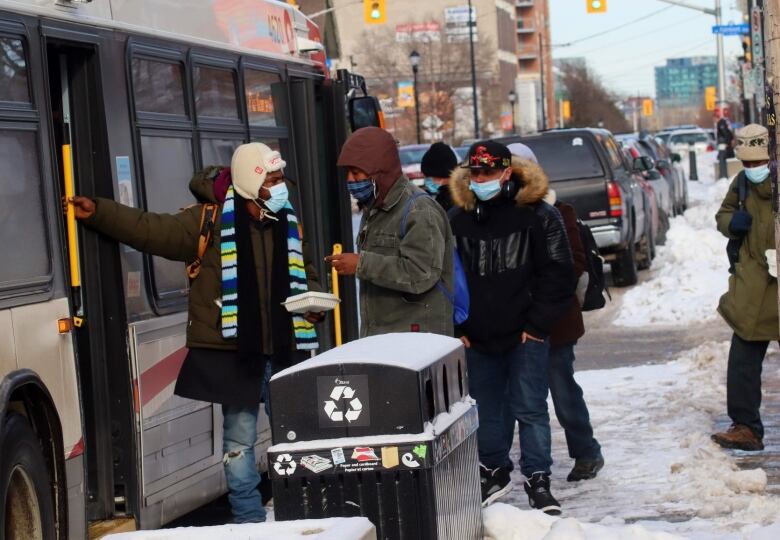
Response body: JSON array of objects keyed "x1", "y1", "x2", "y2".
[
  {"x1": 735, "y1": 124, "x2": 770, "y2": 162},
  {"x1": 230, "y1": 143, "x2": 286, "y2": 200}
]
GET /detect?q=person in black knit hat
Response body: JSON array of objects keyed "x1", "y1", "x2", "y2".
[{"x1": 421, "y1": 142, "x2": 459, "y2": 211}]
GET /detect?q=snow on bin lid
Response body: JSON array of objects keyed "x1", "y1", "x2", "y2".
[
  {"x1": 103, "y1": 517, "x2": 376, "y2": 540},
  {"x1": 272, "y1": 333, "x2": 463, "y2": 381}
]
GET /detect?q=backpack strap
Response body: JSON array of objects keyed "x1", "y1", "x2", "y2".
[
  {"x1": 399, "y1": 191, "x2": 431, "y2": 239},
  {"x1": 737, "y1": 171, "x2": 748, "y2": 210},
  {"x1": 186, "y1": 203, "x2": 219, "y2": 279}
]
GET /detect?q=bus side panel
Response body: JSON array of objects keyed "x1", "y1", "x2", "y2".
[
  {"x1": 129, "y1": 314, "x2": 271, "y2": 527},
  {"x1": 66, "y1": 454, "x2": 86, "y2": 540}
]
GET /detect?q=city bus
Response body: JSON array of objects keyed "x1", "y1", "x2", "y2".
[{"x1": 0, "y1": 0, "x2": 378, "y2": 537}]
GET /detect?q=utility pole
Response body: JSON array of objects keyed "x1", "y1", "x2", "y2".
[
  {"x1": 764, "y1": 0, "x2": 780, "y2": 327},
  {"x1": 657, "y1": 0, "x2": 726, "y2": 111},
  {"x1": 468, "y1": 0, "x2": 480, "y2": 139},
  {"x1": 539, "y1": 31, "x2": 547, "y2": 131}
]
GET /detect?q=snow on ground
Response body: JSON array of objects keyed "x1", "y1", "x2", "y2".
[
  {"x1": 615, "y1": 152, "x2": 733, "y2": 327},
  {"x1": 491, "y1": 342, "x2": 780, "y2": 539}
]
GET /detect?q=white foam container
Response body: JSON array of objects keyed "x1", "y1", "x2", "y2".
[{"x1": 282, "y1": 292, "x2": 340, "y2": 314}]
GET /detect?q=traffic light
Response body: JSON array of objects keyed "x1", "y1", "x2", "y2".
[
  {"x1": 587, "y1": 0, "x2": 607, "y2": 14},
  {"x1": 742, "y1": 36, "x2": 752, "y2": 64},
  {"x1": 642, "y1": 99, "x2": 653, "y2": 117},
  {"x1": 364, "y1": 0, "x2": 386, "y2": 24},
  {"x1": 562, "y1": 100, "x2": 571, "y2": 120},
  {"x1": 705, "y1": 86, "x2": 716, "y2": 111}
]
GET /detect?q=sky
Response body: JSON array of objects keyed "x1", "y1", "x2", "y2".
[{"x1": 549, "y1": 0, "x2": 748, "y2": 98}]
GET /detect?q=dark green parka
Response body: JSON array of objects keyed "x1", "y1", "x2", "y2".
[{"x1": 716, "y1": 175, "x2": 779, "y2": 341}]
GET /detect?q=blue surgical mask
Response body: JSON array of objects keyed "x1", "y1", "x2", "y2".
[
  {"x1": 347, "y1": 179, "x2": 375, "y2": 204},
  {"x1": 261, "y1": 182, "x2": 289, "y2": 213},
  {"x1": 745, "y1": 164, "x2": 770, "y2": 184},
  {"x1": 470, "y1": 179, "x2": 502, "y2": 201},
  {"x1": 425, "y1": 178, "x2": 441, "y2": 194}
]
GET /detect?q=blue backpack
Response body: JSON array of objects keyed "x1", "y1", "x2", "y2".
[{"x1": 399, "y1": 192, "x2": 470, "y2": 325}]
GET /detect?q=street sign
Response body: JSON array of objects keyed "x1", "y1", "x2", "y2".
[
  {"x1": 751, "y1": 7, "x2": 764, "y2": 65},
  {"x1": 711, "y1": 23, "x2": 750, "y2": 36},
  {"x1": 422, "y1": 114, "x2": 443, "y2": 130}
]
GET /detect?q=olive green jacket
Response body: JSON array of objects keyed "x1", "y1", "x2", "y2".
[
  {"x1": 85, "y1": 174, "x2": 320, "y2": 351},
  {"x1": 716, "y1": 175, "x2": 779, "y2": 341},
  {"x1": 356, "y1": 177, "x2": 454, "y2": 337}
]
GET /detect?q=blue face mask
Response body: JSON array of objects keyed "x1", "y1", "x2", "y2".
[
  {"x1": 424, "y1": 178, "x2": 441, "y2": 194},
  {"x1": 261, "y1": 182, "x2": 289, "y2": 213},
  {"x1": 745, "y1": 164, "x2": 770, "y2": 184},
  {"x1": 470, "y1": 179, "x2": 502, "y2": 201},
  {"x1": 347, "y1": 179, "x2": 375, "y2": 204}
]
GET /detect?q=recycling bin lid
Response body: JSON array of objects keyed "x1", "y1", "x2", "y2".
[{"x1": 271, "y1": 333, "x2": 463, "y2": 381}]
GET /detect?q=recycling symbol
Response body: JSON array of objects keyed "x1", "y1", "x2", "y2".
[
  {"x1": 323, "y1": 385, "x2": 363, "y2": 422},
  {"x1": 273, "y1": 453, "x2": 297, "y2": 476}
]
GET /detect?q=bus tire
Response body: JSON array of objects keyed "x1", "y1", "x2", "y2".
[{"x1": 0, "y1": 413, "x2": 56, "y2": 540}]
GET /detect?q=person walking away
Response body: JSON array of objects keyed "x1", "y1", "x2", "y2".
[
  {"x1": 507, "y1": 142, "x2": 604, "y2": 481},
  {"x1": 326, "y1": 127, "x2": 454, "y2": 337},
  {"x1": 717, "y1": 117, "x2": 735, "y2": 159},
  {"x1": 712, "y1": 124, "x2": 777, "y2": 451},
  {"x1": 421, "y1": 141, "x2": 459, "y2": 211},
  {"x1": 449, "y1": 140, "x2": 573, "y2": 515},
  {"x1": 69, "y1": 143, "x2": 324, "y2": 523}
]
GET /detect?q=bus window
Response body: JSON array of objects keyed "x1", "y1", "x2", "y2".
[
  {"x1": 0, "y1": 37, "x2": 29, "y2": 103},
  {"x1": 194, "y1": 65, "x2": 239, "y2": 120},
  {"x1": 0, "y1": 129, "x2": 50, "y2": 292},
  {"x1": 201, "y1": 137, "x2": 243, "y2": 167},
  {"x1": 139, "y1": 134, "x2": 195, "y2": 302},
  {"x1": 245, "y1": 69, "x2": 280, "y2": 127},
  {"x1": 131, "y1": 57, "x2": 187, "y2": 117}
]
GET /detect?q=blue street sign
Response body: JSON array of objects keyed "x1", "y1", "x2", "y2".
[{"x1": 712, "y1": 23, "x2": 750, "y2": 36}]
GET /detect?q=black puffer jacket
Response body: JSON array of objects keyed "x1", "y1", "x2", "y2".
[{"x1": 449, "y1": 157, "x2": 575, "y2": 353}]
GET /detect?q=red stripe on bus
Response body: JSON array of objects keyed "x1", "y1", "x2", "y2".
[
  {"x1": 138, "y1": 347, "x2": 188, "y2": 407},
  {"x1": 66, "y1": 438, "x2": 84, "y2": 459}
]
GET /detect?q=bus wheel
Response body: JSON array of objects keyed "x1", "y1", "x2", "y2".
[{"x1": 0, "y1": 413, "x2": 56, "y2": 540}]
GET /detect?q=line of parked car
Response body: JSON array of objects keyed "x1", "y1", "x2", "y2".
[{"x1": 400, "y1": 124, "x2": 710, "y2": 287}]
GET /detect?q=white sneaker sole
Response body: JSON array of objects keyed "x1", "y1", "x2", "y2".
[{"x1": 481, "y1": 482, "x2": 513, "y2": 508}]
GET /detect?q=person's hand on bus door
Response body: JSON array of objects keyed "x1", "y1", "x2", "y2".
[
  {"x1": 66, "y1": 196, "x2": 96, "y2": 220},
  {"x1": 324, "y1": 253, "x2": 359, "y2": 276}
]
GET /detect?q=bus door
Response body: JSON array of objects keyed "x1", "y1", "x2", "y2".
[
  {"x1": 43, "y1": 36, "x2": 136, "y2": 524},
  {"x1": 283, "y1": 76, "x2": 359, "y2": 347}
]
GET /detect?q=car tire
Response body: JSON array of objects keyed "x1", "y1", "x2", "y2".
[
  {"x1": 656, "y1": 209, "x2": 669, "y2": 246},
  {"x1": 0, "y1": 413, "x2": 56, "y2": 540},
  {"x1": 611, "y1": 226, "x2": 639, "y2": 287},
  {"x1": 637, "y1": 219, "x2": 654, "y2": 271}
]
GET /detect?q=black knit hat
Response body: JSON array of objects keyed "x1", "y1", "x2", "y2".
[
  {"x1": 421, "y1": 142, "x2": 459, "y2": 178},
  {"x1": 462, "y1": 140, "x2": 512, "y2": 170}
]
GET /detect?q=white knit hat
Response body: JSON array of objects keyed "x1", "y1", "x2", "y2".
[
  {"x1": 230, "y1": 143, "x2": 287, "y2": 200},
  {"x1": 735, "y1": 124, "x2": 770, "y2": 162}
]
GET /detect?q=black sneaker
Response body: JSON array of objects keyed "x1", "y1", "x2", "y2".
[
  {"x1": 479, "y1": 464, "x2": 512, "y2": 507},
  {"x1": 567, "y1": 455, "x2": 605, "y2": 482},
  {"x1": 524, "y1": 472, "x2": 561, "y2": 515}
]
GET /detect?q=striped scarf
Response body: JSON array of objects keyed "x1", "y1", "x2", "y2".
[{"x1": 220, "y1": 185, "x2": 318, "y2": 350}]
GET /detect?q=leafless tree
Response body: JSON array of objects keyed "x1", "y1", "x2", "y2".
[{"x1": 559, "y1": 61, "x2": 630, "y2": 133}]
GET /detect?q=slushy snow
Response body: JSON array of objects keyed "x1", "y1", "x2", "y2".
[{"x1": 615, "y1": 152, "x2": 732, "y2": 327}]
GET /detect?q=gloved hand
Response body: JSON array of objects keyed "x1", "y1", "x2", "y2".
[{"x1": 729, "y1": 210, "x2": 752, "y2": 236}]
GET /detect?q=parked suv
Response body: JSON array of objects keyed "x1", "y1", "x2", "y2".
[{"x1": 497, "y1": 128, "x2": 652, "y2": 286}]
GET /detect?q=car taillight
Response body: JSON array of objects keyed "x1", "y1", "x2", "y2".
[
  {"x1": 607, "y1": 181, "x2": 623, "y2": 217},
  {"x1": 706, "y1": 144, "x2": 714, "y2": 152},
  {"x1": 407, "y1": 170, "x2": 424, "y2": 179}
]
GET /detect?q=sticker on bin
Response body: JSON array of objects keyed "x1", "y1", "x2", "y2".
[
  {"x1": 282, "y1": 291, "x2": 340, "y2": 314},
  {"x1": 300, "y1": 454, "x2": 333, "y2": 473}
]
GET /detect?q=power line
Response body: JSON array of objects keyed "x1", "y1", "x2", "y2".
[
  {"x1": 598, "y1": 39, "x2": 713, "y2": 82},
  {"x1": 553, "y1": 5, "x2": 675, "y2": 48}
]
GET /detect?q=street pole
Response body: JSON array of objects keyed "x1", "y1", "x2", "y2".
[
  {"x1": 468, "y1": 0, "x2": 480, "y2": 139},
  {"x1": 715, "y1": 0, "x2": 727, "y2": 112},
  {"x1": 413, "y1": 65, "x2": 421, "y2": 144},
  {"x1": 764, "y1": 0, "x2": 780, "y2": 329},
  {"x1": 539, "y1": 31, "x2": 547, "y2": 131}
]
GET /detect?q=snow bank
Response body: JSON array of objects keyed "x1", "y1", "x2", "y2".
[
  {"x1": 104, "y1": 517, "x2": 375, "y2": 540},
  {"x1": 483, "y1": 504, "x2": 685, "y2": 539},
  {"x1": 615, "y1": 152, "x2": 731, "y2": 327}
]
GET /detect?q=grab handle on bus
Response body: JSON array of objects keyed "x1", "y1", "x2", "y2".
[
  {"x1": 63, "y1": 144, "x2": 83, "y2": 316},
  {"x1": 330, "y1": 243, "x2": 343, "y2": 347}
]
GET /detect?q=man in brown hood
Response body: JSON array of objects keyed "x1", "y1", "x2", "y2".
[{"x1": 326, "y1": 127, "x2": 454, "y2": 337}]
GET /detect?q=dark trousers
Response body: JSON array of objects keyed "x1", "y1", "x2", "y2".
[
  {"x1": 727, "y1": 333, "x2": 772, "y2": 439},
  {"x1": 549, "y1": 343, "x2": 602, "y2": 461}
]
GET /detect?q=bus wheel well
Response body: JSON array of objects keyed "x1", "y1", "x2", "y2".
[{"x1": 2, "y1": 372, "x2": 67, "y2": 540}]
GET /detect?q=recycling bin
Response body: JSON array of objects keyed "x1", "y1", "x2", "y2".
[{"x1": 267, "y1": 333, "x2": 483, "y2": 540}]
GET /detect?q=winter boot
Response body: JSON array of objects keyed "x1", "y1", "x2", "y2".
[
  {"x1": 567, "y1": 455, "x2": 605, "y2": 482},
  {"x1": 479, "y1": 464, "x2": 512, "y2": 507},
  {"x1": 711, "y1": 424, "x2": 764, "y2": 451},
  {"x1": 524, "y1": 472, "x2": 561, "y2": 516}
]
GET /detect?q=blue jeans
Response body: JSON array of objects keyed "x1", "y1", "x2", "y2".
[
  {"x1": 222, "y1": 359, "x2": 273, "y2": 524},
  {"x1": 548, "y1": 343, "x2": 601, "y2": 461},
  {"x1": 467, "y1": 341, "x2": 553, "y2": 477}
]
